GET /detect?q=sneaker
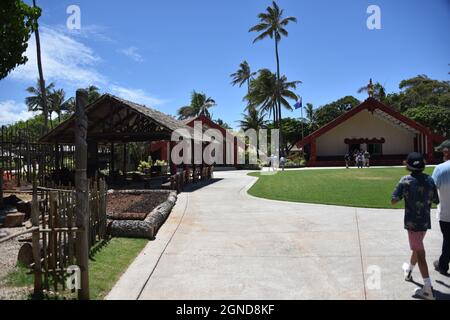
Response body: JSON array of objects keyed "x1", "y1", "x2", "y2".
[
  {"x1": 433, "y1": 260, "x2": 448, "y2": 275},
  {"x1": 414, "y1": 287, "x2": 435, "y2": 300},
  {"x1": 403, "y1": 263, "x2": 413, "y2": 281}
]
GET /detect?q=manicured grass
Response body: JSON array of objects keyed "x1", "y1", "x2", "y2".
[
  {"x1": 89, "y1": 237, "x2": 148, "y2": 300},
  {"x1": 4, "y1": 237, "x2": 148, "y2": 300},
  {"x1": 248, "y1": 167, "x2": 435, "y2": 209}
]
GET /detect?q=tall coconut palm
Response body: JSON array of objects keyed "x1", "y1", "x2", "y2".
[
  {"x1": 249, "y1": 1, "x2": 297, "y2": 134},
  {"x1": 177, "y1": 91, "x2": 216, "y2": 120},
  {"x1": 32, "y1": 0, "x2": 48, "y2": 134},
  {"x1": 230, "y1": 61, "x2": 256, "y2": 94},
  {"x1": 246, "y1": 69, "x2": 299, "y2": 126}
]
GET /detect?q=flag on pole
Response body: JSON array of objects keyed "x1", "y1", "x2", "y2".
[{"x1": 294, "y1": 97, "x2": 302, "y2": 110}]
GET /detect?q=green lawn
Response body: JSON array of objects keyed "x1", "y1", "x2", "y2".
[
  {"x1": 248, "y1": 167, "x2": 435, "y2": 209},
  {"x1": 5, "y1": 237, "x2": 148, "y2": 300}
]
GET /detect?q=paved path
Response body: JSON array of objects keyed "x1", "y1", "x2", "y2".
[{"x1": 106, "y1": 170, "x2": 450, "y2": 300}]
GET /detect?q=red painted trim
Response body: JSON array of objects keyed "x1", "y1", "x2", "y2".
[
  {"x1": 296, "y1": 97, "x2": 446, "y2": 148},
  {"x1": 184, "y1": 115, "x2": 228, "y2": 136}
]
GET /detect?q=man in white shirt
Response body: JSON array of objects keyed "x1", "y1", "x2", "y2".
[{"x1": 432, "y1": 140, "x2": 450, "y2": 275}]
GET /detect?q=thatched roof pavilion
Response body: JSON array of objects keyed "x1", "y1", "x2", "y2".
[{"x1": 40, "y1": 94, "x2": 196, "y2": 144}]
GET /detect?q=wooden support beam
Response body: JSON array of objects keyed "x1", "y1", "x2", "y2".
[
  {"x1": 31, "y1": 161, "x2": 42, "y2": 294},
  {"x1": 74, "y1": 89, "x2": 90, "y2": 300}
]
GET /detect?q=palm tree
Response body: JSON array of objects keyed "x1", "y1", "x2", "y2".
[
  {"x1": 239, "y1": 108, "x2": 267, "y2": 132},
  {"x1": 239, "y1": 107, "x2": 268, "y2": 159},
  {"x1": 32, "y1": 0, "x2": 49, "y2": 134},
  {"x1": 86, "y1": 85, "x2": 101, "y2": 103},
  {"x1": 230, "y1": 61, "x2": 256, "y2": 94},
  {"x1": 215, "y1": 118, "x2": 232, "y2": 130},
  {"x1": 246, "y1": 69, "x2": 299, "y2": 126},
  {"x1": 26, "y1": 80, "x2": 55, "y2": 128},
  {"x1": 249, "y1": 1, "x2": 297, "y2": 133},
  {"x1": 49, "y1": 88, "x2": 66, "y2": 123},
  {"x1": 304, "y1": 103, "x2": 317, "y2": 132},
  {"x1": 177, "y1": 91, "x2": 216, "y2": 120}
]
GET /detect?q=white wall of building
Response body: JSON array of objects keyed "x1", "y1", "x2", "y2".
[{"x1": 316, "y1": 109, "x2": 415, "y2": 156}]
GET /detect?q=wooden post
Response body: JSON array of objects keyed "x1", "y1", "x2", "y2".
[
  {"x1": 74, "y1": 89, "x2": 90, "y2": 300},
  {"x1": 122, "y1": 143, "x2": 127, "y2": 179},
  {"x1": 0, "y1": 168, "x2": 3, "y2": 209},
  {"x1": 31, "y1": 161, "x2": 42, "y2": 294},
  {"x1": 110, "y1": 143, "x2": 115, "y2": 173}
]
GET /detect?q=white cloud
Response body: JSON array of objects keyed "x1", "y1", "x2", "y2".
[
  {"x1": 10, "y1": 26, "x2": 107, "y2": 87},
  {"x1": 120, "y1": 46, "x2": 144, "y2": 63},
  {"x1": 0, "y1": 100, "x2": 34, "y2": 126},
  {"x1": 57, "y1": 24, "x2": 115, "y2": 43},
  {"x1": 110, "y1": 85, "x2": 165, "y2": 107},
  {"x1": 7, "y1": 25, "x2": 168, "y2": 114}
]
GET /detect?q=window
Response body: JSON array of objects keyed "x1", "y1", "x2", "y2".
[{"x1": 368, "y1": 143, "x2": 383, "y2": 155}]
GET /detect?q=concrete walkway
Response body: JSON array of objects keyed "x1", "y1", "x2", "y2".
[{"x1": 106, "y1": 170, "x2": 450, "y2": 300}]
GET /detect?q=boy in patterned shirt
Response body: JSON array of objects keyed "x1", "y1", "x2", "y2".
[{"x1": 391, "y1": 152, "x2": 440, "y2": 300}]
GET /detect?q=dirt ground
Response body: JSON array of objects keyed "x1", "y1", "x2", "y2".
[
  {"x1": 0, "y1": 232, "x2": 30, "y2": 300},
  {"x1": 107, "y1": 193, "x2": 168, "y2": 217}
]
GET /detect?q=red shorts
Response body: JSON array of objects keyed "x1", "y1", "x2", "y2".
[{"x1": 408, "y1": 231, "x2": 426, "y2": 251}]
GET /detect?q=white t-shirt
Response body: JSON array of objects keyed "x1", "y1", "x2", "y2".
[{"x1": 432, "y1": 160, "x2": 450, "y2": 222}]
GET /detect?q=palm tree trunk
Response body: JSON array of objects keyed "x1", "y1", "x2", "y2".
[
  {"x1": 274, "y1": 38, "x2": 284, "y2": 154},
  {"x1": 33, "y1": 0, "x2": 48, "y2": 135}
]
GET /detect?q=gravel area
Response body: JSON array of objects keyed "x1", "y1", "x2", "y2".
[{"x1": 0, "y1": 231, "x2": 30, "y2": 300}]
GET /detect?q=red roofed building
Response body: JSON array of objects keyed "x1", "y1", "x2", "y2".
[{"x1": 295, "y1": 97, "x2": 445, "y2": 167}]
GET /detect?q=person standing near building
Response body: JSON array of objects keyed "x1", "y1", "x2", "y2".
[
  {"x1": 364, "y1": 150, "x2": 371, "y2": 168},
  {"x1": 344, "y1": 152, "x2": 351, "y2": 169},
  {"x1": 391, "y1": 152, "x2": 439, "y2": 300},
  {"x1": 356, "y1": 152, "x2": 364, "y2": 169},
  {"x1": 280, "y1": 155, "x2": 286, "y2": 171},
  {"x1": 432, "y1": 140, "x2": 450, "y2": 275}
]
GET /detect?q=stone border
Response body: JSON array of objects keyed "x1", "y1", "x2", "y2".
[{"x1": 107, "y1": 190, "x2": 177, "y2": 239}]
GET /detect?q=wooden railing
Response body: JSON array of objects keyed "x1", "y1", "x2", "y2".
[{"x1": 169, "y1": 166, "x2": 214, "y2": 193}]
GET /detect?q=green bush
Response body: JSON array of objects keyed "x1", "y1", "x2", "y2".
[{"x1": 137, "y1": 161, "x2": 152, "y2": 173}]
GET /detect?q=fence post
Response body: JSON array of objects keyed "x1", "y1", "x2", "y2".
[
  {"x1": 31, "y1": 161, "x2": 42, "y2": 294},
  {"x1": 0, "y1": 168, "x2": 3, "y2": 209},
  {"x1": 74, "y1": 89, "x2": 90, "y2": 300}
]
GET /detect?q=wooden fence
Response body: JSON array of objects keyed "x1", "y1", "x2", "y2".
[
  {"x1": 169, "y1": 166, "x2": 214, "y2": 193},
  {"x1": 30, "y1": 179, "x2": 107, "y2": 294},
  {"x1": 0, "y1": 125, "x2": 75, "y2": 188}
]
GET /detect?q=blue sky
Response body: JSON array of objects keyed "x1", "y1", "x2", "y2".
[{"x1": 0, "y1": 0, "x2": 449, "y2": 128}]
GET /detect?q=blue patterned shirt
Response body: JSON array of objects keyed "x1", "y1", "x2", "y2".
[{"x1": 392, "y1": 172, "x2": 439, "y2": 231}]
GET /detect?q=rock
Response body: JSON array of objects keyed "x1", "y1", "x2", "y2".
[
  {"x1": 4, "y1": 212, "x2": 25, "y2": 228},
  {"x1": 15, "y1": 201, "x2": 31, "y2": 219},
  {"x1": 3, "y1": 195, "x2": 23, "y2": 207},
  {"x1": 17, "y1": 243, "x2": 34, "y2": 266},
  {"x1": 0, "y1": 229, "x2": 9, "y2": 238}
]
